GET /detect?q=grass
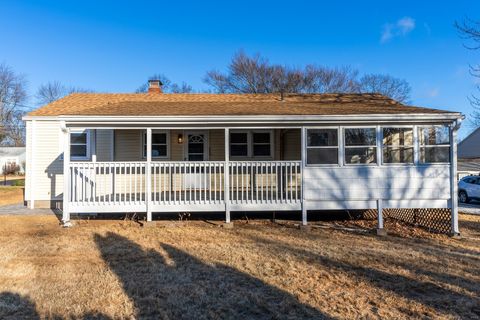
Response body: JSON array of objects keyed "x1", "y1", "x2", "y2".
[
  {"x1": 0, "y1": 186, "x2": 24, "y2": 206},
  {"x1": 0, "y1": 213, "x2": 478, "y2": 319}
]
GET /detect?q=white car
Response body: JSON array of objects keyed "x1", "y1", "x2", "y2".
[{"x1": 458, "y1": 175, "x2": 480, "y2": 203}]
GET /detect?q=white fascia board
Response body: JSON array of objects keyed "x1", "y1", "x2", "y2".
[{"x1": 23, "y1": 112, "x2": 463, "y2": 124}]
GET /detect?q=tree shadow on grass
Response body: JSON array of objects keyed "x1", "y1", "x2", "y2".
[
  {"x1": 94, "y1": 232, "x2": 333, "y2": 320},
  {"x1": 0, "y1": 292, "x2": 39, "y2": 320},
  {"x1": 241, "y1": 231, "x2": 480, "y2": 319}
]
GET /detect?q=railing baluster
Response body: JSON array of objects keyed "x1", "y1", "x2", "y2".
[
  {"x1": 164, "y1": 164, "x2": 167, "y2": 204},
  {"x1": 173, "y1": 163, "x2": 177, "y2": 204},
  {"x1": 154, "y1": 163, "x2": 157, "y2": 203},
  {"x1": 294, "y1": 162, "x2": 298, "y2": 201},
  {"x1": 289, "y1": 162, "x2": 292, "y2": 202},
  {"x1": 270, "y1": 162, "x2": 274, "y2": 203}
]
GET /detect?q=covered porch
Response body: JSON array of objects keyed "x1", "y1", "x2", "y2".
[{"x1": 62, "y1": 126, "x2": 304, "y2": 224}]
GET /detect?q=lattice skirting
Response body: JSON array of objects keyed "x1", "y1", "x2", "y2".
[{"x1": 360, "y1": 208, "x2": 452, "y2": 234}]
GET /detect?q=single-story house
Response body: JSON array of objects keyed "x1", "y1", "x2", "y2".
[
  {"x1": 458, "y1": 126, "x2": 480, "y2": 178},
  {"x1": 23, "y1": 80, "x2": 463, "y2": 234},
  {"x1": 0, "y1": 147, "x2": 26, "y2": 174}
]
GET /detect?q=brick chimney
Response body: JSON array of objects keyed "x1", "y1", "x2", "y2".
[{"x1": 148, "y1": 79, "x2": 163, "y2": 93}]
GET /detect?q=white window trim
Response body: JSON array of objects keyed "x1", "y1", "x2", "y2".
[
  {"x1": 70, "y1": 129, "x2": 91, "y2": 161},
  {"x1": 343, "y1": 126, "x2": 378, "y2": 166},
  {"x1": 142, "y1": 130, "x2": 170, "y2": 160},
  {"x1": 305, "y1": 126, "x2": 340, "y2": 167},
  {"x1": 230, "y1": 130, "x2": 274, "y2": 159},
  {"x1": 417, "y1": 125, "x2": 451, "y2": 164},
  {"x1": 381, "y1": 126, "x2": 415, "y2": 166}
]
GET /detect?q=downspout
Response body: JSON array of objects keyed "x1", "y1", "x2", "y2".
[{"x1": 450, "y1": 116, "x2": 464, "y2": 236}]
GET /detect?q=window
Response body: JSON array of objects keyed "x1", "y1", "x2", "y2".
[
  {"x1": 230, "y1": 132, "x2": 248, "y2": 157},
  {"x1": 252, "y1": 132, "x2": 271, "y2": 157},
  {"x1": 344, "y1": 128, "x2": 377, "y2": 164},
  {"x1": 143, "y1": 131, "x2": 168, "y2": 158},
  {"x1": 382, "y1": 127, "x2": 414, "y2": 164},
  {"x1": 419, "y1": 126, "x2": 450, "y2": 163},
  {"x1": 463, "y1": 177, "x2": 478, "y2": 184},
  {"x1": 306, "y1": 128, "x2": 338, "y2": 165},
  {"x1": 70, "y1": 130, "x2": 90, "y2": 160},
  {"x1": 229, "y1": 131, "x2": 272, "y2": 158}
]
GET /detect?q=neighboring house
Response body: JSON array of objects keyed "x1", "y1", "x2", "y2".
[
  {"x1": 458, "y1": 127, "x2": 480, "y2": 178},
  {"x1": 23, "y1": 80, "x2": 463, "y2": 234},
  {"x1": 0, "y1": 147, "x2": 26, "y2": 174}
]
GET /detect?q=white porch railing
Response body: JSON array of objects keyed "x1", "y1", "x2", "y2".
[
  {"x1": 228, "y1": 161, "x2": 301, "y2": 204},
  {"x1": 68, "y1": 161, "x2": 301, "y2": 213}
]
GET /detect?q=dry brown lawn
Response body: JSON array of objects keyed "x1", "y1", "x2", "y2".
[
  {"x1": 0, "y1": 213, "x2": 479, "y2": 319},
  {"x1": 0, "y1": 187, "x2": 24, "y2": 206}
]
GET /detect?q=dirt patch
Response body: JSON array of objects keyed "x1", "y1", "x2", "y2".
[{"x1": 0, "y1": 215, "x2": 478, "y2": 319}]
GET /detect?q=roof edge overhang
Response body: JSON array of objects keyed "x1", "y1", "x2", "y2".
[{"x1": 23, "y1": 113, "x2": 463, "y2": 124}]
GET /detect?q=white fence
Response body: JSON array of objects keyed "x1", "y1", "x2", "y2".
[{"x1": 68, "y1": 161, "x2": 302, "y2": 213}]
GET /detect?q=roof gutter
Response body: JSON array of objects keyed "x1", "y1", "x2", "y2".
[{"x1": 23, "y1": 113, "x2": 463, "y2": 123}]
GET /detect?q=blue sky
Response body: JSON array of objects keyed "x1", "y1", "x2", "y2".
[{"x1": 1, "y1": 0, "x2": 479, "y2": 137}]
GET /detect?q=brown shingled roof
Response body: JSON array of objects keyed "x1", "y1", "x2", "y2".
[{"x1": 27, "y1": 92, "x2": 454, "y2": 117}]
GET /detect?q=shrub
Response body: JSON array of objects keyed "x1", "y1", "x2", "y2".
[
  {"x1": 11, "y1": 179, "x2": 25, "y2": 186},
  {"x1": 2, "y1": 163, "x2": 20, "y2": 176}
]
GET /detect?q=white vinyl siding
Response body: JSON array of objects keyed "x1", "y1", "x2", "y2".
[
  {"x1": 29, "y1": 120, "x2": 64, "y2": 201},
  {"x1": 304, "y1": 165, "x2": 451, "y2": 209}
]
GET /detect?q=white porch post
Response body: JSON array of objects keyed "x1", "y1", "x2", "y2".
[
  {"x1": 62, "y1": 126, "x2": 71, "y2": 226},
  {"x1": 301, "y1": 127, "x2": 307, "y2": 225},
  {"x1": 224, "y1": 128, "x2": 231, "y2": 223},
  {"x1": 450, "y1": 123, "x2": 460, "y2": 236},
  {"x1": 376, "y1": 199, "x2": 386, "y2": 235},
  {"x1": 91, "y1": 129, "x2": 97, "y2": 163},
  {"x1": 146, "y1": 128, "x2": 152, "y2": 222}
]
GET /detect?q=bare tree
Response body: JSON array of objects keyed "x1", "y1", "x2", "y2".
[
  {"x1": 36, "y1": 81, "x2": 66, "y2": 105},
  {"x1": 204, "y1": 51, "x2": 292, "y2": 94},
  {"x1": 358, "y1": 74, "x2": 411, "y2": 103},
  {"x1": 170, "y1": 82, "x2": 193, "y2": 93},
  {"x1": 204, "y1": 51, "x2": 411, "y2": 102},
  {"x1": 0, "y1": 63, "x2": 28, "y2": 146},
  {"x1": 456, "y1": 18, "x2": 480, "y2": 127},
  {"x1": 303, "y1": 65, "x2": 360, "y2": 93},
  {"x1": 36, "y1": 81, "x2": 93, "y2": 105},
  {"x1": 136, "y1": 74, "x2": 193, "y2": 93}
]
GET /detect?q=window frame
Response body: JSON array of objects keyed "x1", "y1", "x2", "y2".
[
  {"x1": 229, "y1": 130, "x2": 250, "y2": 158},
  {"x1": 343, "y1": 126, "x2": 378, "y2": 166},
  {"x1": 229, "y1": 130, "x2": 274, "y2": 159},
  {"x1": 417, "y1": 125, "x2": 451, "y2": 164},
  {"x1": 305, "y1": 127, "x2": 340, "y2": 167},
  {"x1": 142, "y1": 130, "x2": 170, "y2": 160},
  {"x1": 70, "y1": 129, "x2": 91, "y2": 161},
  {"x1": 251, "y1": 130, "x2": 274, "y2": 158},
  {"x1": 381, "y1": 126, "x2": 415, "y2": 165}
]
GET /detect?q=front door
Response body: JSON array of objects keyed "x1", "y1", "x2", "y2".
[
  {"x1": 186, "y1": 132, "x2": 208, "y2": 161},
  {"x1": 184, "y1": 131, "x2": 208, "y2": 189}
]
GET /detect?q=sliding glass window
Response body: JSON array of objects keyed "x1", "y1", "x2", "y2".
[
  {"x1": 419, "y1": 126, "x2": 450, "y2": 163},
  {"x1": 344, "y1": 128, "x2": 377, "y2": 164},
  {"x1": 306, "y1": 129, "x2": 339, "y2": 165},
  {"x1": 382, "y1": 127, "x2": 414, "y2": 164}
]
